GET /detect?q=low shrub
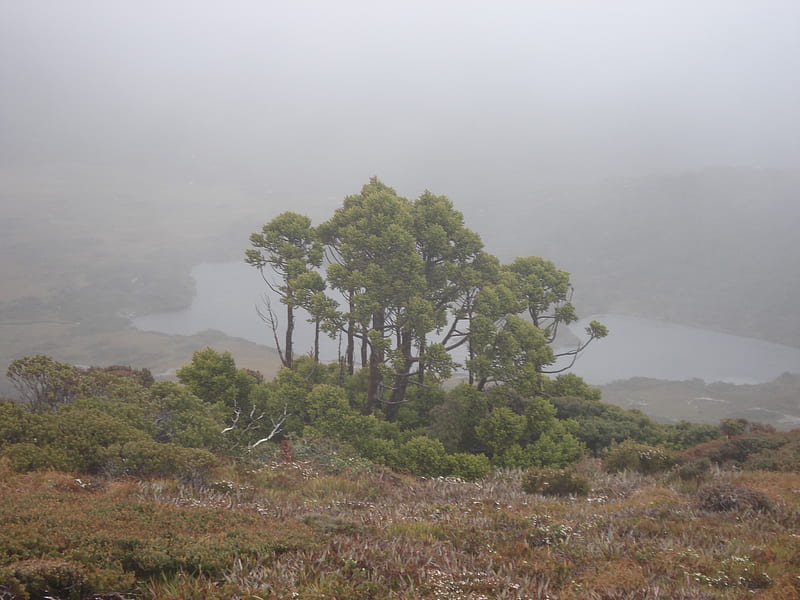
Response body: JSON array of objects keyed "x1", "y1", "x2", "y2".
[
  {"x1": 675, "y1": 458, "x2": 712, "y2": 483},
  {"x1": 706, "y1": 433, "x2": 786, "y2": 466},
  {"x1": 603, "y1": 439, "x2": 675, "y2": 474},
  {"x1": 522, "y1": 466, "x2": 590, "y2": 497},
  {"x1": 102, "y1": 440, "x2": 219, "y2": 482},
  {"x1": 450, "y1": 452, "x2": 491, "y2": 480},
  {"x1": 696, "y1": 482, "x2": 773, "y2": 513},
  {"x1": 0, "y1": 442, "x2": 69, "y2": 473},
  {"x1": 742, "y1": 440, "x2": 800, "y2": 472},
  {"x1": 0, "y1": 559, "x2": 87, "y2": 600},
  {"x1": 394, "y1": 436, "x2": 453, "y2": 477}
]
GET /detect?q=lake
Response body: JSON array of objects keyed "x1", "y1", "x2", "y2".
[{"x1": 132, "y1": 262, "x2": 800, "y2": 385}]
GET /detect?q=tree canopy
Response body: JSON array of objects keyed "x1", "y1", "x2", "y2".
[{"x1": 247, "y1": 178, "x2": 607, "y2": 418}]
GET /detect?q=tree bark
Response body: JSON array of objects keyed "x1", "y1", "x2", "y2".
[
  {"x1": 386, "y1": 330, "x2": 414, "y2": 420},
  {"x1": 365, "y1": 309, "x2": 385, "y2": 415},
  {"x1": 285, "y1": 302, "x2": 294, "y2": 369}
]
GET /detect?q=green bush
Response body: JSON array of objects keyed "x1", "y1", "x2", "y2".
[
  {"x1": 603, "y1": 439, "x2": 675, "y2": 474},
  {"x1": 450, "y1": 452, "x2": 491, "y2": 480},
  {"x1": 394, "y1": 436, "x2": 453, "y2": 477},
  {"x1": 102, "y1": 440, "x2": 219, "y2": 481},
  {"x1": 1, "y1": 559, "x2": 88, "y2": 600},
  {"x1": 0, "y1": 442, "x2": 69, "y2": 472},
  {"x1": 522, "y1": 466, "x2": 590, "y2": 497},
  {"x1": 32, "y1": 406, "x2": 148, "y2": 473}
]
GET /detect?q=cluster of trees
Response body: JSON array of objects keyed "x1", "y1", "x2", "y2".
[
  {"x1": 3, "y1": 352, "x2": 720, "y2": 480},
  {"x1": 0, "y1": 180, "x2": 723, "y2": 478},
  {"x1": 246, "y1": 178, "x2": 607, "y2": 419}
]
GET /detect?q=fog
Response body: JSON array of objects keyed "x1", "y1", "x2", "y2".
[
  {"x1": 2, "y1": 1, "x2": 800, "y2": 207},
  {"x1": 2, "y1": 1, "x2": 800, "y2": 383}
]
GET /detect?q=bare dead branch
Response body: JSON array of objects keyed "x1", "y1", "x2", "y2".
[
  {"x1": 256, "y1": 294, "x2": 287, "y2": 367},
  {"x1": 251, "y1": 405, "x2": 290, "y2": 448}
]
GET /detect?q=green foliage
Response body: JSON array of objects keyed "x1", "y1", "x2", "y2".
[
  {"x1": 663, "y1": 420, "x2": 721, "y2": 449},
  {"x1": 475, "y1": 406, "x2": 526, "y2": 458},
  {"x1": 6, "y1": 355, "x2": 80, "y2": 412},
  {"x1": 27, "y1": 405, "x2": 148, "y2": 473},
  {"x1": 147, "y1": 382, "x2": 227, "y2": 450},
  {"x1": 0, "y1": 559, "x2": 88, "y2": 600},
  {"x1": 176, "y1": 347, "x2": 250, "y2": 407},
  {"x1": 543, "y1": 373, "x2": 601, "y2": 401},
  {"x1": 102, "y1": 440, "x2": 219, "y2": 481},
  {"x1": 526, "y1": 425, "x2": 585, "y2": 468},
  {"x1": 468, "y1": 313, "x2": 552, "y2": 393},
  {"x1": 521, "y1": 466, "x2": 590, "y2": 497},
  {"x1": 743, "y1": 438, "x2": 800, "y2": 471},
  {"x1": 603, "y1": 439, "x2": 676, "y2": 474},
  {"x1": 246, "y1": 211, "x2": 325, "y2": 368},
  {"x1": 720, "y1": 417, "x2": 749, "y2": 437},
  {"x1": 0, "y1": 400, "x2": 32, "y2": 447},
  {"x1": 550, "y1": 395, "x2": 670, "y2": 454},
  {"x1": 394, "y1": 436, "x2": 452, "y2": 477},
  {"x1": 449, "y1": 452, "x2": 491, "y2": 480},
  {"x1": 1, "y1": 442, "x2": 69, "y2": 472},
  {"x1": 427, "y1": 384, "x2": 489, "y2": 454},
  {"x1": 675, "y1": 457, "x2": 712, "y2": 484}
]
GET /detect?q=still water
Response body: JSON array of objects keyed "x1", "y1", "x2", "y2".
[{"x1": 132, "y1": 262, "x2": 800, "y2": 385}]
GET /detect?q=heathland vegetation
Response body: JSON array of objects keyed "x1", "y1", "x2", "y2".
[
  {"x1": 3, "y1": 179, "x2": 800, "y2": 598},
  {"x1": 2, "y1": 354, "x2": 800, "y2": 599}
]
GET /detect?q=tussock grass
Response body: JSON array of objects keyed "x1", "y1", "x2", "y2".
[{"x1": 3, "y1": 460, "x2": 800, "y2": 599}]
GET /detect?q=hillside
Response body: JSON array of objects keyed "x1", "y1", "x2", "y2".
[{"x1": 601, "y1": 373, "x2": 800, "y2": 430}]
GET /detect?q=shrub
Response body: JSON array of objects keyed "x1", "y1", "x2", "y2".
[
  {"x1": 696, "y1": 482, "x2": 773, "y2": 513},
  {"x1": 0, "y1": 442, "x2": 69, "y2": 473},
  {"x1": 394, "y1": 436, "x2": 453, "y2": 477},
  {"x1": 102, "y1": 440, "x2": 219, "y2": 481},
  {"x1": 522, "y1": 466, "x2": 589, "y2": 497},
  {"x1": 706, "y1": 433, "x2": 788, "y2": 467},
  {"x1": 450, "y1": 452, "x2": 491, "y2": 480},
  {"x1": 743, "y1": 440, "x2": 800, "y2": 471},
  {"x1": 0, "y1": 559, "x2": 88, "y2": 600},
  {"x1": 676, "y1": 458, "x2": 712, "y2": 483},
  {"x1": 603, "y1": 439, "x2": 675, "y2": 474}
]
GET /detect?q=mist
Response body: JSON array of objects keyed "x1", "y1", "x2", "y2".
[
  {"x1": 2, "y1": 0, "x2": 799, "y2": 207},
  {"x1": 3, "y1": 1, "x2": 800, "y2": 376}
]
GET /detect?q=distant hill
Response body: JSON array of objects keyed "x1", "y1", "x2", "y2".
[
  {"x1": 493, "y1": 168, "x2": 800, "y2": 348},
  {"x1": 600, "y1": 372, "x2": 800, "y2": 430}
]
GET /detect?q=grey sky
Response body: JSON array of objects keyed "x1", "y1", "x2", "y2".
[{"x1": 2, "y1": 0, "x2": 799, "y2": 203}]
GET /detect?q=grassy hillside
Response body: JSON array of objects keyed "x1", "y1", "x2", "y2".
[{"x1": 2, "y1": 452, "x2": 800, "y2": 599}]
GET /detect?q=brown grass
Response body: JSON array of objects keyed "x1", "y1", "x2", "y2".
[{"x1": 3, "y1": 459, "x2": 800, "y2": 599}]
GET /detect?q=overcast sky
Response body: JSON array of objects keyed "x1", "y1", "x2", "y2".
[{"x1": 2, "y1": 1, "x2": 799, "y2": 204}]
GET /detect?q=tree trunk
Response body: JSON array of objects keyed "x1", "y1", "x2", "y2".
[
  {"x1": 346, "y1": 298, "x2": 355, "y2": 375},
  {"x1": 386, "y1": 330, "x2": 413, "y2": 421},
  {"x1": 417, "y1": 335, "x2": 426, "y2": 385},
  {"x1": 313, "y1": 319, "x2": 320, "y2": 363},
  {"x1": 285, "y1": 303, "x2": 294, "y2": 369},
  {"x1": 360, "y1": 324, "x2": 368, "y2": 368},
  {"x1": 365, "y1": 309, "x2": 385, "y2": 415}
]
